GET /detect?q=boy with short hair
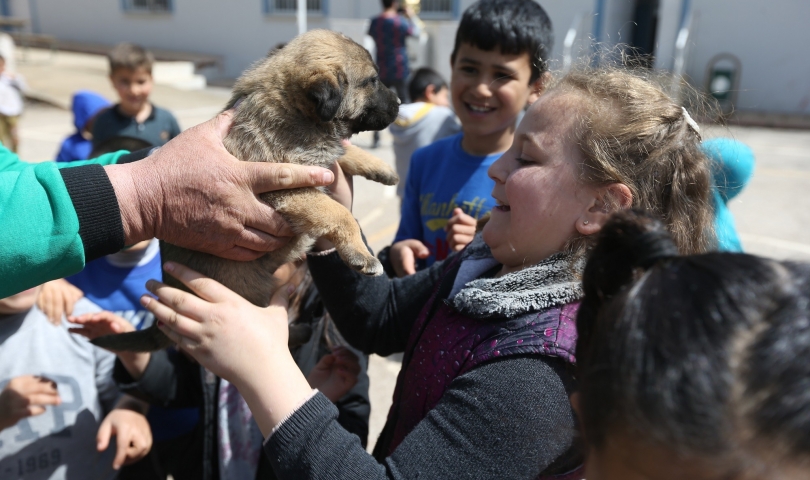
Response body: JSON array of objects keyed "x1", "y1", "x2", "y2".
[
  {"x1": 0, "y1": 286, "x2": 151, "y2": 479},
  {"x1": 92, "y1": 43, "x2": 181, "y2": 148},
  {"x1": 389, "y1": 67, "x2": 460, "y2": 197},
  {"x1": 388, "y1": 0, "x2": 553, "y2": 276}
]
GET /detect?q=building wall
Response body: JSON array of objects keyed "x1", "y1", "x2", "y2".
[{"x1": 685, "y1": 0, "x2": 810, "y2": 114}]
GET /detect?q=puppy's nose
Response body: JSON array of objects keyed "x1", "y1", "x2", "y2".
[{"x1": 397, "y1": 97, "x2": 401, "y2": 105}]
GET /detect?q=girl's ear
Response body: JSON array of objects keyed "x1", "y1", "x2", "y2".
[
  {"x1": 576, "y1": 183, "x2": 633, "y2": 236},
  {"x1": 527, "y1": 71, "x2": 552, "y2": 105}
]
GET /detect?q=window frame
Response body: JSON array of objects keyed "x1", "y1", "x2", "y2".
[
  {"x1": 121, "y1": 0, "x2": 174, "y2": 14},
  {"x1": 263, "y1": 0, "x2": 328, "y2": 17},
  {"x1": 417, "y1": 0, "x2": 459, "y2": 20}
]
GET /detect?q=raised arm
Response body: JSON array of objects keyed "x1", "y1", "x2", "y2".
[{"x1": 307, "y1": 248, "x2": 453, "y2": 356}]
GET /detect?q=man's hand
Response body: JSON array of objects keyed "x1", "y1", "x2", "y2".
[
  {"x1": 105, "y1": 109, "x2": 335, "y2": 262},
  {"x1": 68, "y1": 312, "x2": 150, "y2": 380},
  {"x1": 306, "y1": 347, "x2": 361, "y2": 402},
  {"x1": 390, "y1": 239, "x2": 429, "y2": 277},
  {"x1": 37, "y1": 279, "x2": 84, "y2": 326},
  {"x1": 0, "y1": 376, "x2": 60, "y2": 431},
  {"x1": 445, "y1": 208, "x2": 476, "y2": 252},
  {"x1": 97, "y1": 398, "x2": 152, "y2": 470}
]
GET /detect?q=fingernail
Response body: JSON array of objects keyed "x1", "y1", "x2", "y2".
[
  {"x1": 322, "y1": 171, "x2": 334, "y2": 183},
  {"x1": 145, "y1": 280, "x2": 155, "y2": 291},
  {"x1": 157, "y1": 321, "x2": 164, "y2": 328},
  {"x1": 164, "y1": 262, "x2": 175, "y2": 272},
  {"x1": 141, "y1": 296, "x2": 151, "y2": 307},
  {"x1": 287, "y1": 284, "x2": 295, "y2": 294}
]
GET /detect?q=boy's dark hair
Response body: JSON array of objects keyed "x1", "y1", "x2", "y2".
[
  {"x1": 381, "y1": 0, "x2": 396, "y2": 9},
  {"x1": 451, "y1": 0, "x2": 554, "y2": 83},
  {"x1": 577, "y1": 210, "x2": 810, "y2": 474},
  {"x1": 108, "y1": 43, "x2": 155, "y2": 74},
  {"x1": 408, "y1": 68, "x2": 447, "y2": 103}
]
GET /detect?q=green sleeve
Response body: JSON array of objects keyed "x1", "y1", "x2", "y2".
[
  {"x1": 0, "y1": 162, "x2": 86, "y2": 297},
  {"x1": 0, "y1": 146, "x2": 127, "y2": 172}
]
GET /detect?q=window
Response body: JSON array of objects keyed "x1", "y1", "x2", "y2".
[
  {"x1": 264, "y1": 0, "x2": 325, "y2": 15},
  {"x1": 123, "y1": 0, "x2": 172, "y2": 13},
  {"x1": 419, "y1": 0, "x2": 456, "y2": 18}
]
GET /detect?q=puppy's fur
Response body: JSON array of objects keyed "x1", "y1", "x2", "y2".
[{"x1": 93, "y1": 30, "x2": 400, "y2": 352}]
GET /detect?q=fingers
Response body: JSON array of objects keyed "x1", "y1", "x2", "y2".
[
  {"x1": 411, "y1": 241, "x2": 430, "y2": 259},
  {"x1": 399, "y1": 248, "x2": 417, "y2": 276},
  {"x1": 244, "y1": 162, "x2": 334, "y2": 194},
  {"x1": 140, "y1": 295, "x2": 203, "y2": 342},
  {"x1": 160, "y1": 262, "x2": 237, "y2": 304},
  {"x1": 96, "y1": 418, "x2": 112, "y2": 452},
  {"x1": 113, "y1": 427, "x2": 129, "y2": 470}
]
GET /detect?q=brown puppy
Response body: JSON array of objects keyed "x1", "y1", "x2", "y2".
[{"x1": 93, "y1": 30, "x2": 400, "y2": 352}]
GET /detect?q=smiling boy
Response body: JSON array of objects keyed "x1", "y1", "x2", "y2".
[
  {"x1": 92, "y1": 43, "x2": 181, "y2": 149},
  {"x1": 389, "y1": 0, "x2": 553, "y2": 275}
]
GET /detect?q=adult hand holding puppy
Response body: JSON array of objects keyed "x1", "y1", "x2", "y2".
[{"x1": 105, "y1": 109, "x2": 336, "y2": 262}]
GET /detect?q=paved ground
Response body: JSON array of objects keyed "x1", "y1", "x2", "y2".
[{"x1": 13, "y1": 48, "x2": 810, "y2": 453}]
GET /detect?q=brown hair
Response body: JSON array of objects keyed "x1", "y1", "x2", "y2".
[
  {"x1": 108, "y1": 43, "x2": 154, "y2": 74},
  {"x1": 554, "y1": 66, "x2": 714, "y2": 256}
]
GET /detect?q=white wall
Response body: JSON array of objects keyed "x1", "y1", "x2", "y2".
[{"x1": 685, "y1": 0, "x2": 810, "y2": 114}]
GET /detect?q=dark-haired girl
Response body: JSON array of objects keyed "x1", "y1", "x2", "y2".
[{"x1": 575, "y1": 210, "x2": 810, "y2": 480}]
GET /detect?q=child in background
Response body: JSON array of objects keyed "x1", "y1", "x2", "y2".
[
  {"x1": 575, "y1": 210, "x2": 810, "y2": 479},
  {"x1": 56, "y1": 91, "x2": 111, "y2": 162},
  {"x1": 0, "y1": 54, "x2": 25, "y2": 152},
  {"x1": 140, "y1": 65, "x2": 715, "y2": 479},
  {"x1": 0, "y1": 286, "x2": 152, "y2": 479},
  {"x1": 703, "y1": 138, "x2": 755, "y2": 251},
  {"x1": 387, "y1": 0, "x2": 553, "y2": 277},
  {"x1": 92, "y1": 43, "x2": 181, "y2": 149},
  {"x1": 389, "y1": 67, "x2": 460, "y2": 198}
]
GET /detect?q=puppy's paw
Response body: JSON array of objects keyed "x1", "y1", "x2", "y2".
[
  {"x1": 371, "y1": 168, "x2": 399, "y2": 186},
  {"x1": 343, "y1": 251, "x2": 385, "y2": 276}
]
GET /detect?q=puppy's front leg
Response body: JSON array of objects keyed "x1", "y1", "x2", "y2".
[
  {"x1": 271, "y1": 188, "x2": 383, "y2": 276},
  {"x1": 338, "y1": 145, "x2": 399, "y2": 186}
]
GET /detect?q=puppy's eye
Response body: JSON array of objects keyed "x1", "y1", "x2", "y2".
[{"x1": 361, "y1": 76, "x2": 379, "y2": 88}]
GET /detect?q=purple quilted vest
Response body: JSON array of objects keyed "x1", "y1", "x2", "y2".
[{"x1": 382, "y1": 258, "x2": 582, "y2": 479}]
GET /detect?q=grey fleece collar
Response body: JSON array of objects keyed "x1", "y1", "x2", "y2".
[{"x1": 449, "y1": 234, "x2": 584, "y2": 319}]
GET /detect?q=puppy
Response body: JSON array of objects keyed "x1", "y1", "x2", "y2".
[{"x1": 93, "y1": 30, "x2": 400, "y2": 352}]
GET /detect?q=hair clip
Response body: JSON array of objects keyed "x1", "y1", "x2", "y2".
[{"x1": 682, "y1": 107, "x2": 700, "y2": 136}]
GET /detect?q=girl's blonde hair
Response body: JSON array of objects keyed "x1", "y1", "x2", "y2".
[{"x1": 555, "y1": 67, "x2": 715, "y2": 256}]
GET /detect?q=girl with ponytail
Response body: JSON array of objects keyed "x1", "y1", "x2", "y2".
[
  {"x1": 134, "y1": 67, "x2": 714, "y2": 480},
  {"x1": 576, "y1": 210, "x2": 810, "y2": 480}
]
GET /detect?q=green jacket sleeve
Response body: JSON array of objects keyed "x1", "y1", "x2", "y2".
[
  {"x1": 0, "y1": 149, "x2": 128, "y2": 297},
  {"x1": 0, "y1": 146, "x2": 126, "y2": 172}
]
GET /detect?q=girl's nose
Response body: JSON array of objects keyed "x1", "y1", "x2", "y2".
[{"x1": 488, "y1": 155, "x2": 509, "y2": 183}]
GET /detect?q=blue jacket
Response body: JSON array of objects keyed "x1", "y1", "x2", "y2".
[{"x1": 702, "y1": 138, "x2": 755, "y2": 252}]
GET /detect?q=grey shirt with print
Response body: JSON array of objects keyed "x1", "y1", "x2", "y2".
[{"x1": 0, "y1": 299, "x2": 119, "y2": 480}]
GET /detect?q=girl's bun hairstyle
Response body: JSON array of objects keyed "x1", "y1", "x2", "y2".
[{"x1": 577, "y1": 210, "x2": 810, "y2": 475}]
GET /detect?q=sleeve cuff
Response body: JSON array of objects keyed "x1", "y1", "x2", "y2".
[
  {"x1": 264, "y1": 388, "x2": 320, "y2": 444},
  {"x1": 60, "y1": 164, "x2": 125, "y2": 262},
  {"x1": 264, "y1": 391, "x2": 338, "y2": 448}
]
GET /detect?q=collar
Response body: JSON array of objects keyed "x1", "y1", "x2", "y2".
[{"x1": 449, "y1": 234, "x2": 584, "y2": 319}]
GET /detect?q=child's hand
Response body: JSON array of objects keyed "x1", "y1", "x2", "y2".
[
  {"x1": 390, "y1": 239, "x2": 429, "y2": 277},
  {"x1": 68, "y1": 311, "x2": 135, "y2": 340},
  {"x1": 142, "y1": 262, "x2": 292, "y2": 384},
  {"x1": 97, "y1": 407, "x2": 153, "y2": 470},
  {"x1": 445, "y1": 208, "x2": 476, "y2": 252},
  {"x1": 0, "y1": 376, "x2": 61, "y2": 431},
  {"x1": 306, "y1": 347, "x2": 361, "y2": 402},
  {"x1": 37, "y1": 279, "x2": 84, "y2": 326}
]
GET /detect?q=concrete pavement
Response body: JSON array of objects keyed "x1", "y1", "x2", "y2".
[{"x1": 12, "y1": 47, "x2": 810, "y2": 453}]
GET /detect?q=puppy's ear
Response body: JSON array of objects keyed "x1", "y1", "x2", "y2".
[{"x1": 307, "y1": 72, "x2": 343, "y2": 122}]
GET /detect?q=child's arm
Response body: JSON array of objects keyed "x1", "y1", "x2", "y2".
[
  {"x1": 0, "y1": 375, "x2": 60, "y2": 432},
  {"x1": 69, "y1": 311, "x2": 151, "y2": 379},
  {"x1": 96, "y1": 394, "x2": 152, "y2": 471}
]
